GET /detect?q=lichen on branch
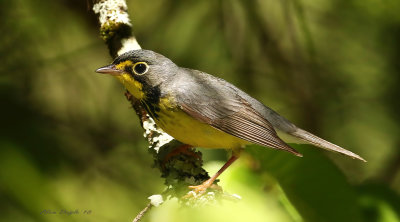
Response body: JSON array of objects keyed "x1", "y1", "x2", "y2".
[{"x1": 93, "y1": 0, "x2": 140, "y2": 56}]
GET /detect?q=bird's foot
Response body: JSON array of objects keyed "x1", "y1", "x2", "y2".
[{"x1": 183, "y1": 179, "x2": 221, "y2": 199}]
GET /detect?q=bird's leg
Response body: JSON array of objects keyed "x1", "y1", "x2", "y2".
[{"x1": 186, "y1": 154, "x2": 239, "y2": 197}]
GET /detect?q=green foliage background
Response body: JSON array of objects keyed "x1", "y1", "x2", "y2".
[{"x1": 1, "y1": 0, "x2": 400, "y2": 221}]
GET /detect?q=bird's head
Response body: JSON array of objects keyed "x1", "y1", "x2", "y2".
[{"x1": 96, "y1": 49, "x2": 178, "y2": 100}]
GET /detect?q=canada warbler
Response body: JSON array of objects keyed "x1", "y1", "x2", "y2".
[{"x1": 96, "y1": 49, "x2": 365, "y2": 193}]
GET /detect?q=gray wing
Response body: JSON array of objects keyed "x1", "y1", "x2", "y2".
[
  {"x1": 172, "y1": 69, "x2": 301, "y2": 156},
  {"x1": 170, "y1": 68, "x2": 365, "y2": 161}
]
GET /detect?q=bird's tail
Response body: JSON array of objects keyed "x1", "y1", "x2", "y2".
[{"x1": 289, "y1": 128, "x2": 366, "y2": 162}]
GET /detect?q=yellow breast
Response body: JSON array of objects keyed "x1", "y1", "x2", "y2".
[{"x1": 154, "y1": 97, "x2": 250, "y2": 149}]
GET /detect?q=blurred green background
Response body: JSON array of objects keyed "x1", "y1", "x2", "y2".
[{"x1": 1, "y1": 0, "x2": 400, "y2": 221}]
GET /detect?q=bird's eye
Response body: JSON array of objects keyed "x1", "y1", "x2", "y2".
[{"x1": 133, "y1": 62, "x2": 148, "y2": 75}]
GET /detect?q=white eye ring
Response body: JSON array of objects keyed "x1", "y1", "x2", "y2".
[{"x1": 133, "y1": 62, "x2": 149, "y2": 75}]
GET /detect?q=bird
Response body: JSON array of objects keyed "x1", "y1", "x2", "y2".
[{"x1": 96, "y1": 49, "x2": 365, "y2": 195}]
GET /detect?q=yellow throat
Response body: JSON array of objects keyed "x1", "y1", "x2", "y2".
[{"x1": 114, "y1": 60, "x2": 145, "y2": 100}]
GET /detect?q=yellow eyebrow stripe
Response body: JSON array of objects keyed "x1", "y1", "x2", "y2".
[{"x1": 115, "y1": 60, "x2": 133, "y2": 70}]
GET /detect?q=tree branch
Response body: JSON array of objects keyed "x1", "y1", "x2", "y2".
[
  {"x1": 92, "y1": 0, "x2": 226, "y2": 212},
  {"x1": 132, "y1": 203, "x2": 152, "y2": 222}
]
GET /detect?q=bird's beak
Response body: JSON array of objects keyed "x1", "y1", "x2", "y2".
[{"x1": 95, "y1": 64, "x2": 123, "y2": 76}]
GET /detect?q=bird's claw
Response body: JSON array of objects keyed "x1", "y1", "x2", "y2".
[
  {"x1": 183, "y1": 181, "x2": 222, "y2": 199},
  {"x1": 189, "y1": 184, "x2": 209, "y2": 195},
  {"x1": 183, "y1": 184, "x2": 209, "y2": 199}
]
